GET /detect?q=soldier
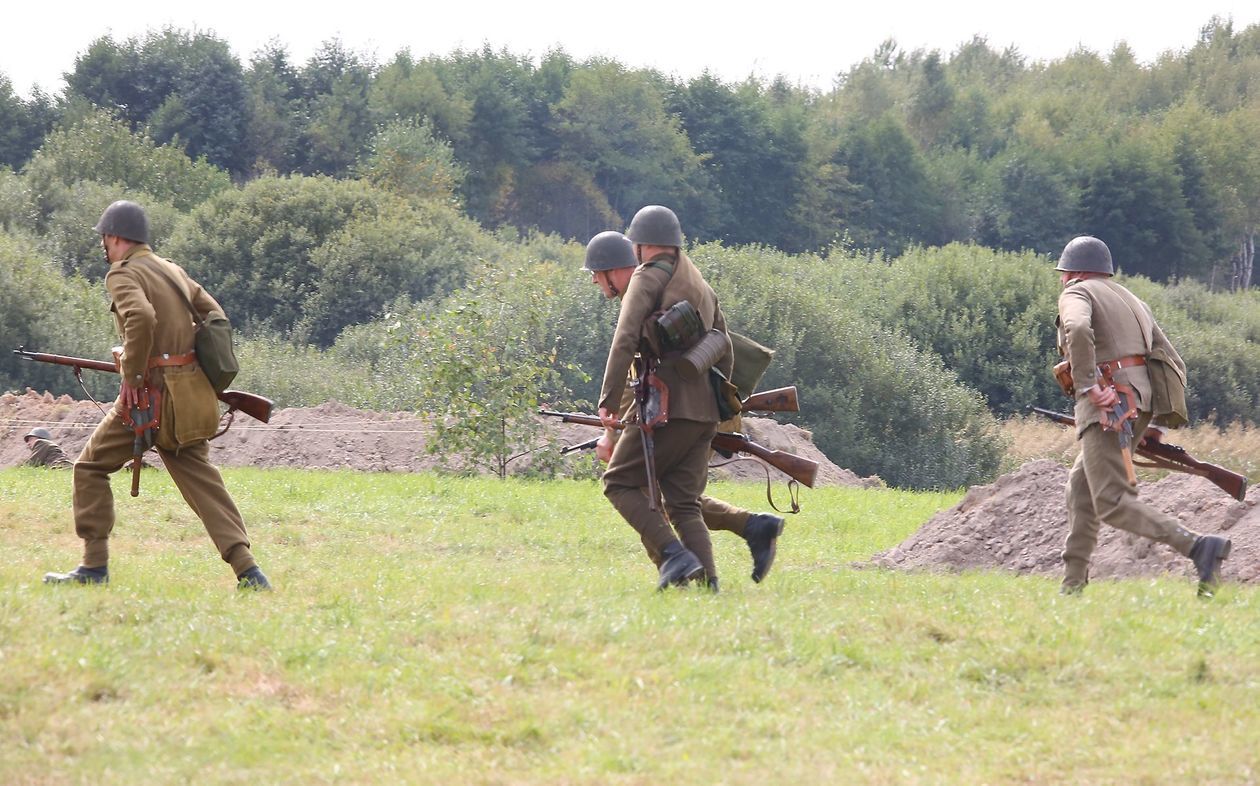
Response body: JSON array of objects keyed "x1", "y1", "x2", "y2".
[
  {"x1": 43, "y1": 200, "x2": 271, "y2": 590},
  {"x1": 597, "y1": 206, "x2": 733, "y2": 591},
  {"x1": 23, "y1": 427, "x2": 73, "y2": 468},
  {"x1": 1055, "y1": 235, "x2": 1230, "y2": 597},
  {"x1": 585, "y1": 230, "x2": 785, "y2": 583}
]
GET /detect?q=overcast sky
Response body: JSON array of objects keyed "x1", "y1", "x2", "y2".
[{"x1": 5, "y1": 0, "x2": 1259, "y2": 98}]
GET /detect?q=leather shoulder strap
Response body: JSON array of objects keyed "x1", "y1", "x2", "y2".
[{"x1": 140, "y1": 257, "x2": 203, "y2": 327}]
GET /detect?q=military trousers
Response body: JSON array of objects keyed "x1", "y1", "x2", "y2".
[
  {"x1": 1062, "y1": 414, "x2": 1199, "y2": 578},
  {"x1": 72, "y1": 406, "x2": 257, "y2": 575},
  {"x1": 604, "y1": 418, "x2": 719, "y2": 578},
  {"x1": 637, "y1": 495, "x2": 750, "y2": 568}
]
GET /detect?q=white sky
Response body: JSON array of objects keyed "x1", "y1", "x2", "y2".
[{"x1": 5, "y1": 0, "x2": 1259, "y2": 98}]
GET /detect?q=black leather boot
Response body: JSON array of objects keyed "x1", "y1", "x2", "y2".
[
  {"x1": 657, "y1": 542, "x2": 703, "y2": 590},
  {"x1": 236, "y1": 566, "x2": 273, "y2": 591},
  {"x1": 744, "y1": 513, "x2": 785, "y2": 583},
  {"x1": 44, "y1": 565, "x2": 109, "y2": 585},
  {"x1": 1189, "y1": 535, "x2": 1231, "y2": 598}
]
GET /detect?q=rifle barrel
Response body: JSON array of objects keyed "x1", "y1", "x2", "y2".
[
  {"x1": 539, "y1": 408, "x2": 818, "y2": 487},
  {"x1": 16, "y1": 347, "x2": 273, "y2": 424}
]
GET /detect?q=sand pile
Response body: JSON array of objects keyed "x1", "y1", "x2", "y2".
[{"x1": 872, "y1": 458, "x2": 1259, "y2": 583}]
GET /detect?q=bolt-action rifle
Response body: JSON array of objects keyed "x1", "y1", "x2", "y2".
[
  {"x1": 14, "y1": 347, "x2": 274, "y2": 429},
  {"x1": 1030, "y1": 406, "x2": 1248, "y2": 501},
  {"x1": 538, "y1": 409, "x2": 819, "y2": 489}
]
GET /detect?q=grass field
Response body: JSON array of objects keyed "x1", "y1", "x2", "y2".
[{"x1": 2, "y1": 468, "x2": 1257, "y2": 785}]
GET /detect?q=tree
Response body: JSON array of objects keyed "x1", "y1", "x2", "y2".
[
  {"x1": 424, "y1": 46, "x2": 549, "y2": 223},
  {"x1": 166, "y1": 175, "x2": 385, "y2": 334},
  {"x1": 1075, "y1": 138, "x2": 1205, "y2": 281},
  {"x1": 551, "y1": 61, "x2": 703, "y2": 227},
  {"x1": 168, "y1": 175, "x2": 489, "y2": 342},
  {"x1": 244, "y1": 41, "x2": 304, "y2": 175},
  {"x1": 490, "y1": 161, "x2": 620, "y2": 240},
  {"x1": 0, "y1": 77, "x2": 58, "y2": 169},
  {"x1": 669, "y1": 73, "x2": 809, "y2": 248},
  {"x1": 833, "y1": 113, "x2": 947, "y2": 254},
  {"x1": 65, "y1": 29, "x2": 251, "y2": 174},
  {"x1": 300, "y1": 40, "x2": 375, "y2": 176},
  {"x1": 295, "y1": 197, "x2": 485, "y2": 346},
  {"x1": 355, "y1": 118, "x2": 466, "y2": 206},
  {"x1": 368, "y1": 52, "x2": 472, "y2": 144},
  {"x1": 21, "y1": 108, "x2": 231, "y2": 226},
  {"x1": 979, "y1": 146, "x2": 1078, "y2": 255},
  {"x1": 405, "y1": 265, "x2": 585, "y2": 478}
]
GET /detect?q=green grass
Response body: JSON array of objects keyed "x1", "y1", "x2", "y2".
[{"x1": 2, "y1": 468, "x2": 1257, "y2": 785}]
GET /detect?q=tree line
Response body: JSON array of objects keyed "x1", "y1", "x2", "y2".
[{"x1": 2, "y1": 18, "x2": 1259, "y2": 288}]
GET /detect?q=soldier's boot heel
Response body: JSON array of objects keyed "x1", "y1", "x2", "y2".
[
  {"x1": 44, "y1": 565, "x2": 109, "y2": 585},
  {"x1": 1190, "y1": 535, "x2": 1231, "y2": 598},
  {"x1": 745, "y1": 513, "x2": 785, "y2": 583},
  {"x1": 236, "y1": 566, "x2": 273, "y2": 591},
  {"x1": 657, "y1": 542, "x2": 703, "y2": 590}
]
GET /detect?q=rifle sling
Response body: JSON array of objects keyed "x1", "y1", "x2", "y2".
[{"x1": 707, "y1": 456, "x2": 802, "y2": 514}]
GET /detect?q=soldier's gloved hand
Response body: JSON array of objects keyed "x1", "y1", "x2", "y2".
[
  {"x1": 598, "y1": 406, "x2": 620, "y2": 430},
  {"x1": 1086, "y1": 383, "x2": 1118, "y2": 408}
]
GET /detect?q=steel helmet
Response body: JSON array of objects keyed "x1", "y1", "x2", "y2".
[
  {"x1": 626, "y1": 205, "x2": 684, "y2": 247},
  {"x1": 25, "y1": 427, "x2": 52, "y2": 442},
  {"x1": 93, "y1": 200, "x2": 150, "y2": 244},
  {"x1": 583, "y1": 231, "x2": 637, "y2": 272},
  {"x1": 1056, "y1": 236, "x2": 1113, "y2": 275}
]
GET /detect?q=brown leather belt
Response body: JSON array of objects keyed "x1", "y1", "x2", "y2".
[
  {"x1": 148, "y1": 351, "x2": 197, "y2": 369},
  {"x1": 1101, "y1": 355, "x2": 1146, "y2": 371}
]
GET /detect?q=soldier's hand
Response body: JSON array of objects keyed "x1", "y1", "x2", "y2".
[
  {"x1": 595, "y1": 432, "x2": 614, "y2": 463},
  {"x1": 598, "y1": 406, "x2": 620, "y2": 429},
  {"x1": 1086, "y1": 383, "x2": 1118, "y2": 408},
  {"x1": 119, "y1": 379, "x2": 144, "y2": 411},
  {"x1": 1140, "y1": 425, "x2": 1166, "y2": 447}
]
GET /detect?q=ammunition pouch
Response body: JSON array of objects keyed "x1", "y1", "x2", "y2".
[
  {"x1": 1147, "y1": 350, "x2": 1189, "y2": 429},
  {"x1": 1053, "y1": 360, "x2": 1074, "y2": 397}
]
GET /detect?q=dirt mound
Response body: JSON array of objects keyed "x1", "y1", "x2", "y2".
[
  {"x1": 872, "y1": 458, "x2": 1260, "y2": 583},
  {"x1": 1, "y1": 390, "x2": 872, "y2": 486}
]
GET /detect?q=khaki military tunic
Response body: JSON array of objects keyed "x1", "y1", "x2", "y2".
[
  {"x1": 26, "y1": 438, "x2": 73, "y2": 468},
  {"x1": 601, "y1": 251, "x2": 732, "y2": 579},
  {"x1": 1056, "y1": 277, "x2": 1198, "y2": 581},
  {"x1": 72, "y1": 244, "x2": 257, "y2": 575}
]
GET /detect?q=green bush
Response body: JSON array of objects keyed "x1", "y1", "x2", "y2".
[
  {"x1": 37, "y1": 180, "x2": 181, "y2": 277},
  {"x1": 699, "y1": 242, "x2": 1006, "y2": 489},
  {"x1": 0, "y1": 231, "x2": 115, "y2": 399},
  {"x1": 873, "y1": 244, "x2": 1064, "y2": 413},
  {"x1": 294, "y1": 198, "x2": 488, "y2": 346},
  {"x1": 169, "y1": 175, "x2": 492, "y2": 343},
  {"x1": 22, "y1": 108, "x2": 230, "y2": 219}
]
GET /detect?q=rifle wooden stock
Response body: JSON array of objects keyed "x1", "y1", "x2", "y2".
[
  {"x1": 14, "y1": 348, "x2": 273, "y2": 424},
  {"x1": 741, "y1": 386, "x2": 798, "y2": 413},
  {"x1": 710, "y1": 431, "x2": 818, "y2": 488},
  {"x1": 1030, "y1": 406, "x2": 1248, "y2": 501},
  {"x1": 538, "y1": 409, "x2": 819, "y2": 488},
  {"x1": 217, "y1": 390, "x2": 274, "y2": 424}
]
